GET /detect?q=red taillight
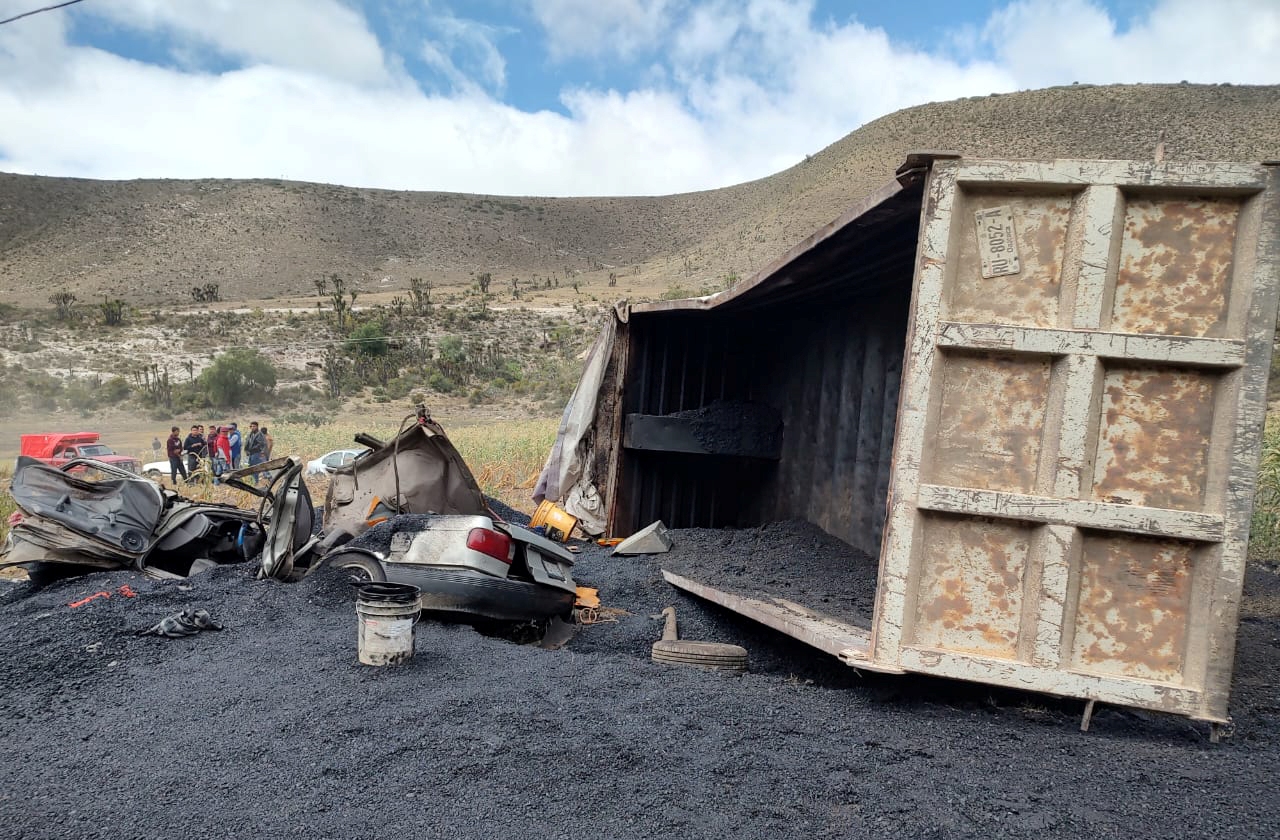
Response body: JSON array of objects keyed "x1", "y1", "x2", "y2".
[{"x1": 466, "y1": 527, "x2": 512, "y2": 563}]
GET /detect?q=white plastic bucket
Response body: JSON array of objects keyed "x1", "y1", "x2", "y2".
[{"x1": 355, "y1": 582, "x2": 421, "y2": 666}]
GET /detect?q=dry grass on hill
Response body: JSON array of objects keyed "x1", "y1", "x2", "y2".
[{"x1": 1, "y1": 83, "x2": 1276, "y2": 309}]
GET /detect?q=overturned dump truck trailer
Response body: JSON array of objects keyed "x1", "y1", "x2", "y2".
[{"x1": 548, "y1": 153, "x2": 1280, "y2": 724}]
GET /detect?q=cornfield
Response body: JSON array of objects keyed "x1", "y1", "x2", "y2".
[
  {"x1": 267, "y1": 415, "x2": 558, "y2": 508},
  {"x1": 1249, "y1": 416, "x2": 1280, "y2": 563}
]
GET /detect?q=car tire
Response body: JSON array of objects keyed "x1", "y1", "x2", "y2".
[{"x1": 324, "y1": 550, "x2": 386, "y2": 583}]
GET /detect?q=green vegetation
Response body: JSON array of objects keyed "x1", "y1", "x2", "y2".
[
  {"x1": 198, "y1": 349, "x2": 278, "y2": 407},
  {"x1": 345, "y1": 321, "x2": 390, "y2": 356},
  {"x1": 327, "y1": 275, "x2": 358, "y2": 329},
  {"x1": 0, "y1": 462, "x2": 13, "y2": 546},
  {"x1": 0, "y1": 364, "x2": 130, "y2": 416},
  {"x1": 0, "y1": 278, "x2": 598, "y2": 422},
  {"x1": 99, "y1": 298, "x2": 127, "y2": 326},
  {"x1": 1250, "y1": 416, "x2": 1280, "y2": 563}
]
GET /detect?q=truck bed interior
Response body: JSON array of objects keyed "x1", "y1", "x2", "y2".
[{"x1": 609, "y1": 171, "x2": 927, "y2": 631}]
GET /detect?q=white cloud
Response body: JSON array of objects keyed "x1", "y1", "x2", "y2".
[
  {"x1": 0, "y1": 8, "x2": 75, "y2": 88},
  {"x1": 984, "y1": 0, "x2": 1280, "y2": 86},
  {"x1": 83, "y1": 0, "x2": 393, "y2": 86},
  {"x1": 0, "y1": 0, "x2": 1276, "y2": 197},
  {"x1": 418, "y1": 11, "x2": 509, "y2": 96},
  {"x1": 529, "y1": 0, "x2": 680, "y2": 60},
  {"x1": 673, "y1": 1, "x2": 739, "y2": 63}
]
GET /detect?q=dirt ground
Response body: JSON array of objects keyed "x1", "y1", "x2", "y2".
[{"x1": 2, "y1": 514, "x2": 1280, "y2": 839}]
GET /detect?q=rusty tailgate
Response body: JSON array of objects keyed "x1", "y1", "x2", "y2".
[{"x1": 874, "y1": 158, "x2": 1280, "y2": 722}]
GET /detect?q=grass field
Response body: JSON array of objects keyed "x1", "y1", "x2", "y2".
[
  {"x1": 265, "y1": 414, "x2": 559, "y2": 509},
  {"x1": 1249, "y1": 416, "x2": 1280, "y2": 564},
  {"x1": 0, "y1": 463, "x2": 13, "y2": 543}
]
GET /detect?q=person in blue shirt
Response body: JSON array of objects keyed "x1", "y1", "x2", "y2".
[{"x1": 228, "y1": 422, "x2": 243, "y2": 469}]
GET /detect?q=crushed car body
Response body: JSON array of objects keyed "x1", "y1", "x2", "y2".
[
  {"x1": 326, "y1": 514, "x2": 578, "y2": 622},
  {"x1": 246, "y1": 405, "x2": 578, "y2": 622},
  {"x1": 4, "y1": 405, "x2": 578, "y2": 623},
  {"x1": 322, "y1": 405, "x2": 490, "y2": 539},
  {"x1": 2, "y1": 456, "x2": 261, "y2": 580}
]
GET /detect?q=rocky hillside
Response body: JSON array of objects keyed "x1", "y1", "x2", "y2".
[{"x1": 1, "y1": 83, "x2": 1277, "y2": 307}]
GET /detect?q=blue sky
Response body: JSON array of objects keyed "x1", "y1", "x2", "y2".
[{"x1": 0, "y1": 0, "x2": 1274, "y2": 196}]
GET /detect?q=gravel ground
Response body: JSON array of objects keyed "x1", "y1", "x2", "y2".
[{"x1": 3, "y1": 514, "x2": 1280, "y2": 840}]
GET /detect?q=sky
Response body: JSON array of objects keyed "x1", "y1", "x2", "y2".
[{"x1": 0, "y1": 0, "x2": 1276, "y2": 197}]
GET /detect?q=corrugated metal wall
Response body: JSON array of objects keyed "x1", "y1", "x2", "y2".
[
  {"x1": 617, "y1": 285, "x2": 911, "y2": 555},
  {"x1": 759, "y1": 289, "x2": 910, "y2": 555},
  {"x1": 619, "y1": 314, "x2": 772, "y2": 532}
]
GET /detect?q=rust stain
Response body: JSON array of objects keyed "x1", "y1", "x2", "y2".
[
  {"x1": 948, "y1": 192, "x2": 1073, "y2": 328},
  {"x1": 930, "y1": 352, "x2": 1051, "y2": 495},
  {"x1": 1111, "y1": 197, "x2": 1240, "y2": 337},
  {"x1": 912, "y1": 514, "x2": 1032, "y2": 659},
  {"x1": 1091, "y1": 366, "x2": 1216, "y2": 511},
  {"x1": 1070, "y1": 533, "x2": 1195, "y2": 683}
]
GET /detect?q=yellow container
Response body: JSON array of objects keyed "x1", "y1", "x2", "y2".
[{"x1": 530, "y1": 500, "x2": 579, "y2": 542}]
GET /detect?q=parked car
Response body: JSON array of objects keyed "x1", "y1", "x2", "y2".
[
  {"x1": 323, "y1": 514, "x2": 579, "y2": 622},
  {"x1": 141, "y1": 456, "x2": 211, "y2": 482},
  {"x1": 1, "y1": 456, "x2": 263, "y2": 581},
  {"x1": 305, "y1": 448, "x2": 369, "y2": 476},
  {"x1": 18, "y1": 433, "x2": 139, "y2": 474}
]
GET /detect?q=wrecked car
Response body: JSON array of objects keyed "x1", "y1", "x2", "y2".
[
  {"x1": 5, "y1": 405, "x2": 578, "y2": 624},
  {"x1": 1, "y1": 456, "x2": 262, "y2": 582},
  {"x1": 250, "y1": 405, "x2": 578, "y2": 622},
  {"x1": 324, "y1": 515, "x2": 578, "y2": 622}
]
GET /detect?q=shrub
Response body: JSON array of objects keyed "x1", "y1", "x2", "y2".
[
  {"x1": 100, "y1": 298, "x2": 127, "y2": 326},
  {"x1": 198, "y1": 349, "x2": 278, "y2": 407},
  {"x1": 428, "y1": 371, "x2": 457, "y2": 393},
  {"x1": 278, "y1": 410, "x2": 333, "y2": 428},
  {"x1": 49, "y1": 292, "x2": 77, "y2": 320},
  {"x1": 102, "y1": 376, "x2": 131, "y2": 403},
  {"x1": 346, "y1": 321, "x2": 389, "y2": 357}
]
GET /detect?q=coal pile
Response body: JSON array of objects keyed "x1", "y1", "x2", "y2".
[
  {"x1": 3, "y1": 521, "x2": 1280, "y2": 840},
  {"x1": 659, "y1": 520, "x2": 880, "y2": 627}
]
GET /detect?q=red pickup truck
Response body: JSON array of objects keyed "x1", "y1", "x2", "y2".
[{"x1": 19, "y1": 433, "x2": 140, "y2": 474}]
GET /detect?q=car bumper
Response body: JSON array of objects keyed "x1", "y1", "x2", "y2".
[{"x1": 383, "y1": 564, "x2": 575, "y2": 622}]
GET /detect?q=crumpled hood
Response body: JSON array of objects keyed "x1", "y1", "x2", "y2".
[{"x1": 322, "y1": 413, "x2": 489, "y2": 540}]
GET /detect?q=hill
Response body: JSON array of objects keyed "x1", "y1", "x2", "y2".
[{"x1": 2, "y1": 83, "x2": 1278, "y2": 308}]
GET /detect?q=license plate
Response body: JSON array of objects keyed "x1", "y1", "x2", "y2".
[{"x1": 975, "y1": 205, "x2": 1021, "y2": 278}]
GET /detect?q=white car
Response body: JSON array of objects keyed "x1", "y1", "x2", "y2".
[
  {"x1": 142, "y1": 457, "x2": 209, "y2": 481},
  {"x1": 305, "y1": 448, "x2": 369, "y2": 476},
  {"x1": 321, "y1": 514, "x2": 579, "y2": 622}
]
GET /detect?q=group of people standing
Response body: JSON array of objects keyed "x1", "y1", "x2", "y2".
[{"x1": 163, "y1": 421, "x2": 272, "y2": 484}]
